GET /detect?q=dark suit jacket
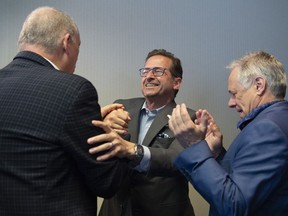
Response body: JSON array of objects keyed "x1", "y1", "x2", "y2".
[
  {"x1": 174, "y1": 101, "x2": 288, "y2": 216},
  {"x1": 0, "y1": 51, "x2": 128, "y2": 216},
  {"x1": 99, "y1": 98, "x2": 195, "y2": 216}
]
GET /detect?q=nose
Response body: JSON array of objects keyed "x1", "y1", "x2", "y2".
[
  {"x1": 145, "y1": 70, "x2": 156, "y2": 78},
  {"x1": 228, "y1": 97, "x2": 236, "y2": 108}
]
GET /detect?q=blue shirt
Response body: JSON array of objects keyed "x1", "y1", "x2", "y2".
[{"x1": 133, "y1": 102, "x2": 165, "y2": 172}]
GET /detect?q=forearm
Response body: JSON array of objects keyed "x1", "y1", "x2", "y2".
[{"x1": 174, "y1": 141, "x2": 248, "y2": 215}]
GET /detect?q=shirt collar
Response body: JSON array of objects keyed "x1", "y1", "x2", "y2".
[
  {"x1": 141, "y1": 102, "x2": 166, "y2": 114},
  {"x1": 43, "y1": 57, "x2": 59, "y2": 70},
  {"x1": 237, "y1": 100, "x2": 284, "y2": 130}
]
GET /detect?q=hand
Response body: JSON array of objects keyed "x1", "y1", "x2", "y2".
[
  {"x1": 87, "y1": 120, "x2": 135, "y2": 161},
  {"x1": 195, "y1": 109, "x2": 223, "y2": 157},
  {"x1": 199, "y1": 109, "x2": 223, "y2": 158},
  {"x1": 102, "y1": 104, "x2": 131, "y2": 135},
  {"x1": 168, "y1": 104, "x2": 208, "y2": 148},
  {"x1": 101, "y1": 103, "x2": 125, "y2": 118}
]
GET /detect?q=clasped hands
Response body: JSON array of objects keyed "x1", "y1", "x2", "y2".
[
  {"x1": 87, "y1": 103, "x2": 135, "y2": 161},
  {"x1": 88, "y1": 103, "x2": 223, "y2": 161}
]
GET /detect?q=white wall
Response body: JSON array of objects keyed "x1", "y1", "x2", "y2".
[{"x1": 1, "y1": 1, "x2": 288, "y2": 215}]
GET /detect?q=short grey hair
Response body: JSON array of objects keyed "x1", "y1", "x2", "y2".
[
  {"x1": 227, "y1": 51, "x2": 287, "y2": 99},
  {"x1": 18, "y1": 6, "x2": 79, "y2": 54}
]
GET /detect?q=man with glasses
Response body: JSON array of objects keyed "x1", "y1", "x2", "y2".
[{"x1": 88, "y1": 49, "x2": 196, "y2": 216}]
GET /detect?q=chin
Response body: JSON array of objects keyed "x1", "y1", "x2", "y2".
[
  {"x1": 239, "y1": 113, "x2": 245, "y2": 118},
  {"x1": 144, "y1": 93, "x2": 158, "y2": 99}
]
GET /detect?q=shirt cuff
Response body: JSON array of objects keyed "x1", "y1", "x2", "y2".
[{"x1": 132, "y1": 145, "x2": 151, "y2": 172}]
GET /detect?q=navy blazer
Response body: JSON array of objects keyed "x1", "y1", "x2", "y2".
[
  {"x1": 0, "y1": 51, "x2": 128, "y2": 216},
  {"x1": 99, "y1": 98, "x2": 196, "y2": 216},
  {"x1": 174, "y1": 101, "x2": 288, "y2": 216}
]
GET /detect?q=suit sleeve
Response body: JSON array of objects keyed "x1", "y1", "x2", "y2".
[
  {"x1": 148, "y1": 137, "x2": 187, "y2": 176},
  {"x1": 174, "y1": 120, "x2": 288, "y2": 215},
  {"x1": 60, "y1": 80, "x2": 128, "y2": 198}
]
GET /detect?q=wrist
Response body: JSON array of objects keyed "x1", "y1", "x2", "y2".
[{"x1": 129, "y1": 144, "x2": 144, "y2": 167}]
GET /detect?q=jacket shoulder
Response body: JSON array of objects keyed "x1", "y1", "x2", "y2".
[{"x1": 114, "y1": 97, "x2": 145, "y2": 108}]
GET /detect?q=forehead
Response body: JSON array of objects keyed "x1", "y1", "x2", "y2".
[
  {"x1": 145, "y1": 55, "x2": 172, "y2": 68},
  {"x1": 228, "y1": 68, "x2": 241, "y2": 91},
  {"x1": 228, "y1": 68, "x2": 238, "y2": 82}
]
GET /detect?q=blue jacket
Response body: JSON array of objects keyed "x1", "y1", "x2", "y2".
[{"x1": 174, "y1": 100, "x2": 288, "y2": 216}]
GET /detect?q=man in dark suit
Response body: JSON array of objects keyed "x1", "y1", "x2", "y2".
[
  {"x1": 169, "y1": 51, "x2": 288, "y2": 215},
  {"x1": 0, "y1": 6, "x2": 127, "y2": 216},
  {"x1": 88, "y1": 49, "x2": 196, "y2": 216}
]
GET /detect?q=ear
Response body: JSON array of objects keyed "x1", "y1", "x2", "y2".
[
  {"x1": 254, "y1": 77, "x2": 266, "y2": 96},
  {"x1": 173, "y1": 77, "x2": 182, "y2": 90},
  {"x1": 62, "y1": 33, "x2": 72, "y2": 54}
]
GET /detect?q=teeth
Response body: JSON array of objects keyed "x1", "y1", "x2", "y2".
[{"x1": 146, "y1": 83, "x2": 157, "y2": 87}]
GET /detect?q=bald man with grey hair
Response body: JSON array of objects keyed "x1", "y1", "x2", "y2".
[{"x1": 0, "y1": 6, "x2": 128, "y2": 216}]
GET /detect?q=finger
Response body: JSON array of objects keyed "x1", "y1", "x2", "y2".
[
  {"x1": 113, "y1": 129, "x2": 128, "y2": 135},
  {"x1": 89, "y1": 144, "x2": 116, "y2": 161},
  {"x1": 109, "y1": 118, "x2": 129, "y2": 130},
  {"x1": 179, "y1": 104, "x2": 193, "y2": 125},
  {"x1": 91, "y1": 120, "x2": 112, "y2": 133},
  {"x1": 174, "y1": 104, "x2": 184, "y2": 128},
  {"x1": 117, "y1": 109, "x2": 131, "y2": 121},
  {"x1": 87, "y1": 133, "x2": 110, "y2": 144},
  {"x1": 89, "y1": 142, "x2": 113, "y2": 154},
  {"x1": 101, "y1": 103, "x2": 124, "y2": 117},
  {"x1": 206, "y1": 111, "x2": 215, "y2": 124},
  {"x1": 199, "y1": 110, "x2": 209, "y2": 131},
  {"x1": 169, "y1": 106, "x2": 179, "y2": 133},
  {"x1": 168, "y1": 115, "x2": 175, "y2": 133},
  {"x1": 195, "y1": 109, "x2": 204, "y2": 125},
  {"x1": 171, "y1": 104, "x2": 187, "y2": 135},
  {"x1": 104, "y1": 109, "x2": 130, "y2": 129}
]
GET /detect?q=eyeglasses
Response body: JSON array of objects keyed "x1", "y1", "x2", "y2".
[{"x1": 139, "y1": 67, "x2": 167, "y2": 77}]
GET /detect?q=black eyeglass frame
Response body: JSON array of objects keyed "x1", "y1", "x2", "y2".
[{"x1": 139, "y1": 67, "x2": 167, "y2": 77}]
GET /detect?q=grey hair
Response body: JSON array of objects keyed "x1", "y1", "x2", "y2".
[
  {"x1": 227, "y1": 51, "x2": 287, "y2": 99},
  {"x1": 18, "y1": 6, "x2": 79, "y2": 54}
]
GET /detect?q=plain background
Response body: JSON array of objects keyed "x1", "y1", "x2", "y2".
[{"x1": 1, "y1": 1, "x2": 288, "y2": 215}]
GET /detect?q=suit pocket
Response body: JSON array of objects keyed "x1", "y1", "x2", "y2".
[{"x1": 154, "y1": 137, "x2": 175, "y2": 148}]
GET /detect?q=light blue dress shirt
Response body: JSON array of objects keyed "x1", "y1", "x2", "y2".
[{"x1": 133, "y1": 102, "x2": 165, "y2": 172}]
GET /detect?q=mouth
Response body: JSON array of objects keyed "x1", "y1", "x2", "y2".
[
  {"x1": 235, "y1": 106, "x2": 242, "y2": 113},
  {"x1": 145, "y1": 82, "x2": 159, "y2": 87}
]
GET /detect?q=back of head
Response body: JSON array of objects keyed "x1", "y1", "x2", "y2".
[
  {"x1": 227, "y1": 51, "x2": 287, "y2": 99},
  {"x1": 18, "y1": 6, "x2": 79, "y2": 54}
]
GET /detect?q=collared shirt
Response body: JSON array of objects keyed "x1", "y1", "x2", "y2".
[
  {"x1": 133, "y1": 102, "x2": 165, "y2": 172},
  {"x1": 237, "y1": 100, "x2": 285, "y2": 130}
]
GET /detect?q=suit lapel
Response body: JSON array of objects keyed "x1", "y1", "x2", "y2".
[
  {"x1": 142, "y1": 101, "x2": 176, "y2": 146},
  {"x1": 128, "y1": 99, "x2": 145, "y2": 143}
]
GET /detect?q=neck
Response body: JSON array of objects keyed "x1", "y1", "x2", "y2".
[
  {"x1": 145, "y1": 98, "x2": 173, "y2": 110},
  {"x1": 21, "y1": 44, "x2": 61, "y2": 69},
  {"x1": 258, "y1": 92, "x2": 280, "y2": 107}
]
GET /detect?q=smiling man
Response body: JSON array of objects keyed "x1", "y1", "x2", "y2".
[{"x1": 88, "y1": 49, "x2": 196, "y2": 216}]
